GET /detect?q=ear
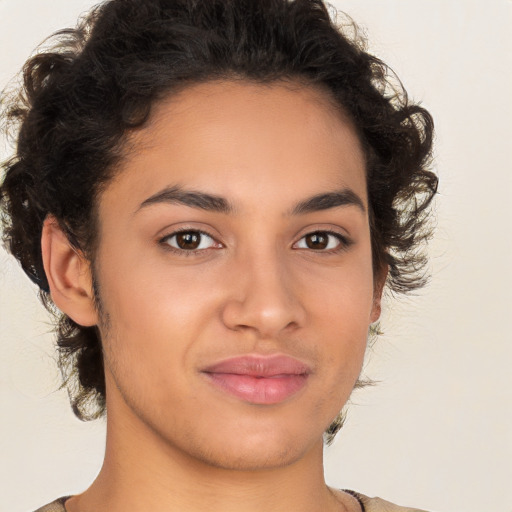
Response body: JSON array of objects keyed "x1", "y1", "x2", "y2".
[
  {"x1": 370, "y1": 264, "x2": 388, "y2": 323},
  {"x1": 41, "y1": 216, "x2": 98, "y2": 327}
]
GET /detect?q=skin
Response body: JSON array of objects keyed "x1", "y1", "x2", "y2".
[{"x1": 42, "y1": 80, "x2": 385, "y2": 512}]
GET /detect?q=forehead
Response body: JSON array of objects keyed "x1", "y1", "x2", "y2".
[{"x1": 103, "y1": 80, "x2": 367, "y2": 216}]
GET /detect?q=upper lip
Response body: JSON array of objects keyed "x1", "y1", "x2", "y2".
[{"x1": 202, "y1": 354, "x2": 312, "y2": 377}]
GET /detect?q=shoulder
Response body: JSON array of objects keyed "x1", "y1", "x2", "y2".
[
  {"x1": 33, "y1": 496, "x2": 70, "y2": 512},
  {"x1": 358, "y1": 493, "x2": 430, "y2": 512}
]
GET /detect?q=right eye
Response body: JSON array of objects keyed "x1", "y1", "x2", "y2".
[{"x1": 160, "y1": 229, "x2": 219, "y2": 254}]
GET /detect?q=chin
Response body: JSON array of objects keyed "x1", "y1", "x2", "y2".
[
  {"x1": 173, "y1": 420, "x2": 321, "y2": 472},
  {"x1": 191, "y1": 439, "x2": 310, "y2": 472}
]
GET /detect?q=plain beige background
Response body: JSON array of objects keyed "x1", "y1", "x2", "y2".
[{"x1": 1, "y1": 1, "x2": 511, "y2": 511}]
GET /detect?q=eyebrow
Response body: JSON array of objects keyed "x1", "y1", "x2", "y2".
[
  {"x1": 137, "y1": 185, "x2": 366, "y2": 216},
  {"x1": 290, "y1": 189, "x2": 365, "y2": 215},
  {"x1": 138, "y1": 185, "x2": 234, "y2": 214}
]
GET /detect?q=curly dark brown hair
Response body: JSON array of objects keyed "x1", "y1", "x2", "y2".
[{"x1": 0, "y1": 0, "x2": 437, "y2": 438}]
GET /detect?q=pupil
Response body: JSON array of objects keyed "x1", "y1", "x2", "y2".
[
  {"x1": 307, "y1": 233, "x2": 328, "y2": 249},
  {"x1": 177, "y1": 232, "x2": 200, "y2": 249}
]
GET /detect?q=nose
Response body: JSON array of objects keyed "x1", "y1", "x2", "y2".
[{"x1": 220, "y1": 249, "x2": 306, "y2": 340}]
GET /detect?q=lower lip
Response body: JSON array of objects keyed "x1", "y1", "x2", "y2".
[{"x1": 204, "y1": 373, "x2": 308, "y2": 404}]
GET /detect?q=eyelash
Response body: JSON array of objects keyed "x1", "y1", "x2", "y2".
[
  {"x1": 158, "y1": 228, "x2": 352, "y2": 257},
  {"x1": 159, "y1": 228, "x2": 220, "y2": 257}
]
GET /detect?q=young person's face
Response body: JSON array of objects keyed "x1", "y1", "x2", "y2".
[{"x1": 91, "y1": 81, "x2": 382, "y2": 470}]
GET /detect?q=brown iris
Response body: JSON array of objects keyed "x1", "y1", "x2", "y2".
[
  {"x1": 305, "y1": 232, "x2": 329, "y2": 250},
  {"x1": 176, "y1": 231, "x2": 202, "y2": 250}
]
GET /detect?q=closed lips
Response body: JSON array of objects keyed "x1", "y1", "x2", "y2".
[{"x1": 202, "y1": 354, "x2": 311, "y2": 404}]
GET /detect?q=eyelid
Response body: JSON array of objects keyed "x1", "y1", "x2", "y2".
[
  {"x1": 293, "y1": 229, "x2": 352, "y2": 253},
  {"x1": 157, "y1": 226, "x2": 353, "y2": 257},
  {"x1": 158, "y1": 227, "x2": 222, "y2": 255}
]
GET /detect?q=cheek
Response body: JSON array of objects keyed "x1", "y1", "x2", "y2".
[
  {"x1": 98, "y1": 263, "x2": 216, "y2": 356},
  {"x1": 95, "y1": 248, "x2": 234, "y2": 408},
  {"x1": 97, "y1": 267, "x2": 211, "y2": 423},
  {"x1": 304, "y1": 249, "x2": 375, "y2": 327},
  {"x1": 302, "y1": 252, "x2": 374, "y2": 375}
]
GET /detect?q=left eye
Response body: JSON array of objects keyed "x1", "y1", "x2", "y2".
[
  {"x1": 161, "y1": 230, "x2": 217, "y2": 251},
  {"x1": 294, "y1": 231, "x2": 346, "y2": 251}
]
